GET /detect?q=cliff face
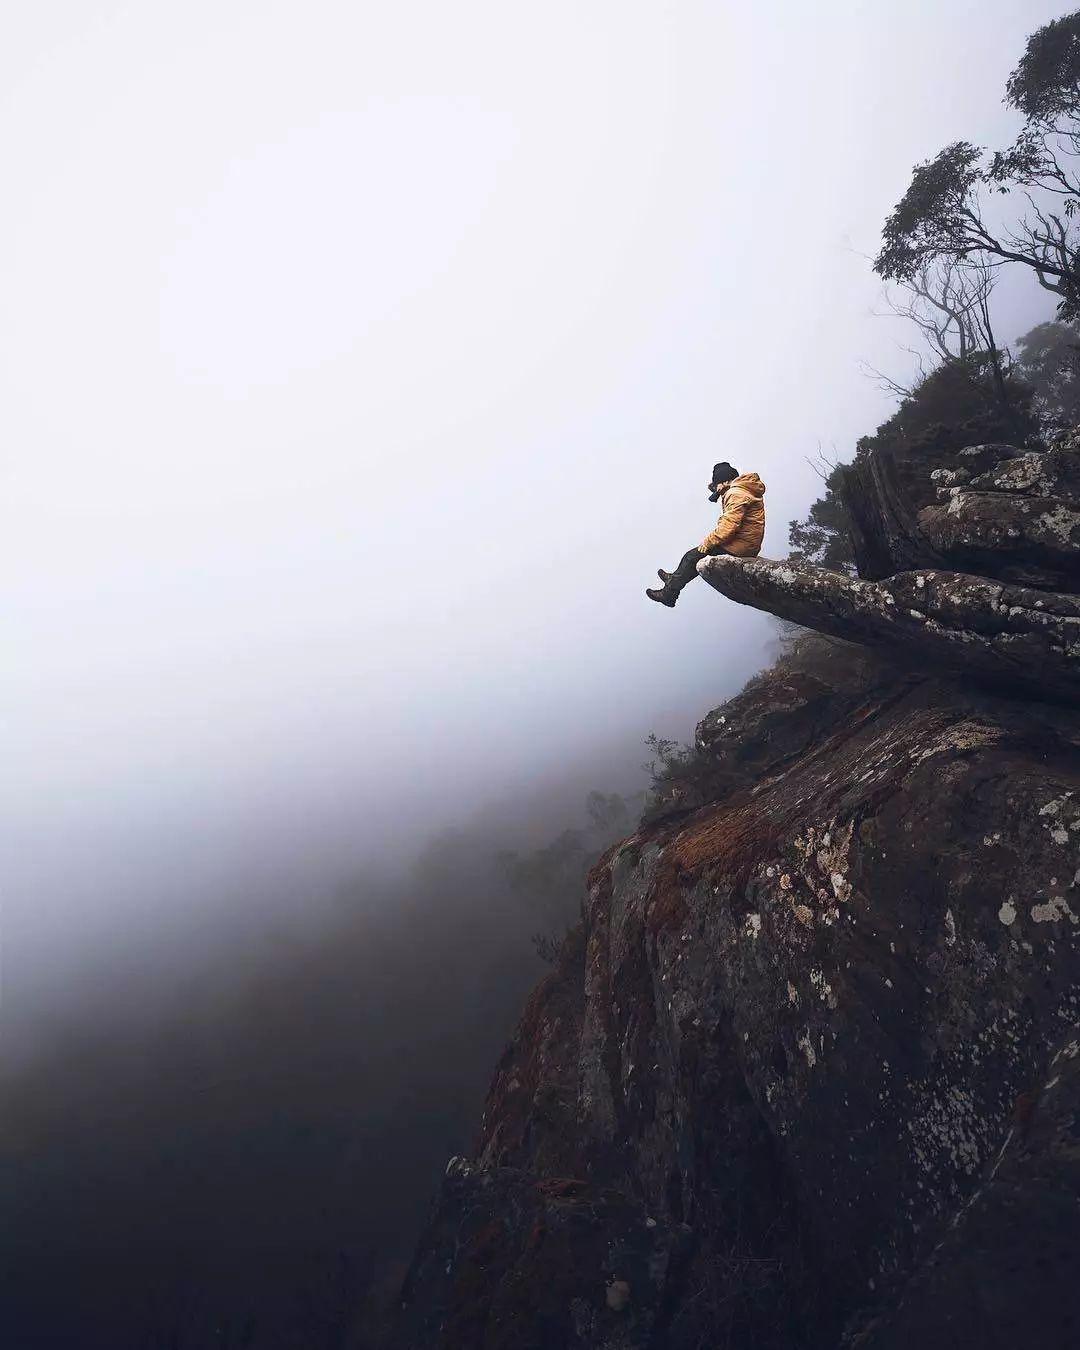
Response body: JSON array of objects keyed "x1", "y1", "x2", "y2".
[{"x1": 393, "y1": 437, "x2": 1080, "y2": 1350}]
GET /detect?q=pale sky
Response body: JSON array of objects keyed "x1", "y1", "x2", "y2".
[{"x1": 3, "y1": 1, "x2": 1068, "y2": 1016}]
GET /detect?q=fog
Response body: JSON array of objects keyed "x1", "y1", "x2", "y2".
[
  {"x1": 5, "y1": 0, "x2": 1061, "y2": 1001},
  {"x1": 2, "y1": 1, "x2": 1072, "y2": 1344}
]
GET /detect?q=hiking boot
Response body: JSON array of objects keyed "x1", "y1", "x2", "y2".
[
  {"x1": 657, "y1": 568, "x2": 673, "y2": 583},
  {"x1": 646, "y1": 586, "x2": 676, "y2": 607}
]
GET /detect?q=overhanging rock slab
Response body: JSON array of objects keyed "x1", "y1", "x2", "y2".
[{"x1": 697, "y1": 554, "x2": 1080, "y2": 701}]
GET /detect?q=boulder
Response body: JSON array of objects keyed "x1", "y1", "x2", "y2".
[
  {"x1": 966, "y1": 449, "x2": 1080, "y2": 498},
  {"x1": 918, "y1": 490, "x2": 1080, "y2": 590},
  {"x1": 839, "y1": 441, "x2": 1080, "y2": 586}
]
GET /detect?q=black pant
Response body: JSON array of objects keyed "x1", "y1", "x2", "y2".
[{"x1": 665, "y1": 544, "x2": 725, "y2": 600}]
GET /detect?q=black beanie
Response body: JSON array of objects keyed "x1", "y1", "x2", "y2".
[{"x1": 711, "y1": 461, "x2": 738, "y2": 484}]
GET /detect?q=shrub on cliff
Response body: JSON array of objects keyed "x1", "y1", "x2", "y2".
[{"x1": 788, "y1": 352, "x2": 1038, "y2": 569}]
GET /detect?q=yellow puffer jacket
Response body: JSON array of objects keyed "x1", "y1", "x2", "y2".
[{"x1": 699, "y1": 472, "x2": 766, "y2": 556}]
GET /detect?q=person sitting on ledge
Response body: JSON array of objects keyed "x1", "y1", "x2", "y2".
[{"x1": 646, "y1": 461, "x2": 766, "y2": 607}]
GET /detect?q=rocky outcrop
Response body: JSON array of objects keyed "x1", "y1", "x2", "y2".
[
  {"x1": 840, "y1": 437, "x2": 1080, "y2": 589},
  {"x1": 395, "y1": 649, "x2": 1080, "y2": 1349},
  {"x1": 703, "y1": 435, "x2": 1080, "y2": 701},
  {"x1": 918, "y1": 489, "x2": 1080, "y2": 591},
  {"x1": 393, "y1": 435, "x2": 1080, "y2": 1350},
  {"x1": 696, "y1": 555, "x2": 1080, "y2": 700},
  {"x1": 917, "y1": 444, "x2": 1080, "y2": 591}
]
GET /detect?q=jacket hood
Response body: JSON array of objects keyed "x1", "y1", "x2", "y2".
[{"x1": 729, "y1": 472, "x2": 765, "y2": 497}]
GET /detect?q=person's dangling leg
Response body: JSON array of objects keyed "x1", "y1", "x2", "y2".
[
  {"x1": 666, "y1": 546, "x2": 709, "y2": 596},
  {"x1": 646, "y1": 546, "x2": 719, "y2": 606}
]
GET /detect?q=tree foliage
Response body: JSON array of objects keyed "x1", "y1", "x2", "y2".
[
  {"x1": 787, "y1": 462, "x2": 854, "y2": 570},
  {"x1": 1005, "y1": 11, "x2": 1080, "y2": 124},
  {"x1": 875, "y1": 12, "x2": 1080, "y2": 318},
  {"x1": 875, "y1": 142, "x2": 986, "y2": 285},
  {"x1": 857, "y1": 353, "x2": 1038, "y2": 458},
  {"x1": 1015, "y1": 319, "x2": 1080, "y2": 433}
]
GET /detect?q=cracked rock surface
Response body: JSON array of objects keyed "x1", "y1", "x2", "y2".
[{"x1": 919, "y1": 488, "x2": 1080, "y2": 590}]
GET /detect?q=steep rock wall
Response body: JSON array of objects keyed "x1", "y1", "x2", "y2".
[{"x1": 395, "y1": 655, "x2": 1080, "y2": 1349}]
